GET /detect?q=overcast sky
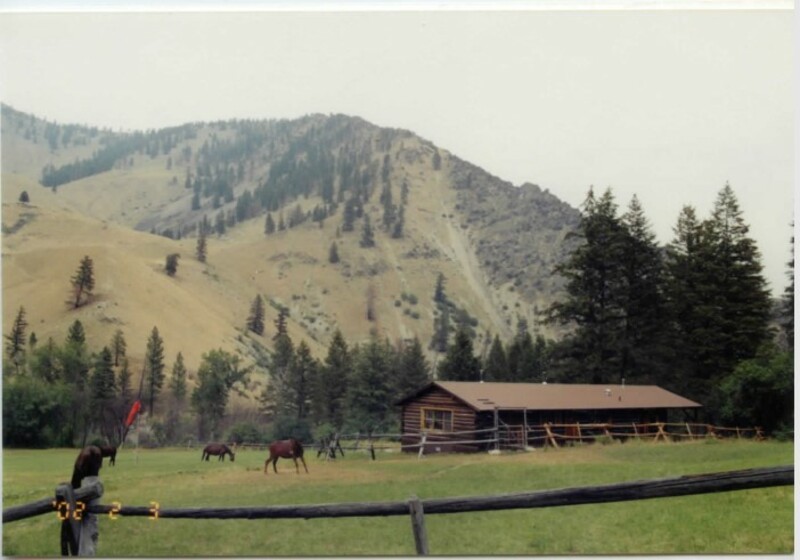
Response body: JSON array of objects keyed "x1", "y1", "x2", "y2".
[{"x1": 0, "y1": 4, "x2": 794, "y2": 296}]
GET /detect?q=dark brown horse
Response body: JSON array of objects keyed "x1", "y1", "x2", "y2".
[
  {"x1": 202, "y1": 443, "x2": 235, "y2": 462},
  {"x1": 98, "y1": 445, "x2": 117, "y2": 466},
  {"x1": 63, "y1": 446, "x2": 103, "y2": 555},
  {"x1": 264, "y1": 438, "x2": 308, "y2": 474},
  {"x1": 71, "y1": 445, "x2": 103, "y2": 489}
]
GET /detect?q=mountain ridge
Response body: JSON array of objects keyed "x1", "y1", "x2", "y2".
[{"x1": 1, "y1": 105, "x2": 579, "y2": 378}]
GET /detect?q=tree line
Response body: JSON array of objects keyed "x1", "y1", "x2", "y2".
[
  {"x1": 432, "y1": 184, "x2": 792, "y2": 435},
  {"x1": 3, "y1": 183, "x2": 792, "y2": 446}
]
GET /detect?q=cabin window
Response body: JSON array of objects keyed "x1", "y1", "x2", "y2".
[{"x1": 421, "y1": 408, "x2": 454, "y2": 432}]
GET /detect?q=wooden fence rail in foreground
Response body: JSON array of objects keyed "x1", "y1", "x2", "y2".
[{"x1": 2, "y1": 465, "x2": 793, "y2": 556}]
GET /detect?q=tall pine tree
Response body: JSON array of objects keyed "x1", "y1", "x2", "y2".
[
  {"x1": 314, "y1": 329, "x2": 351, "y2": 428},
  {"x1": 394, "y1": 337, "x2": 431, "y2": 399},
  {"x1": 144, "y1": 326, "x2": 166, "y2": 415},
  {"x1": 618, "y1": 195, "x2": 671, "y2": 384},
  {"x1": 438, "y1": 326, "x2": 481, "y2": 381},
  {"x1": 546, "y1": 188, "x2": 628, "y2": 382}
]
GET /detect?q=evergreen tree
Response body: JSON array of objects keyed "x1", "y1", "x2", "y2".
[
  {"x1": 314, "y1": 329, "x2": 351, "y2": 428},
  {"x1": 432, "y1": 305, "x2": 450, "y2": 353},
  {"x1": 342, "y1": 198, "x2": 357, "y2": 232},
  {"x1": 391, "y1": 205, "x2": 405, "y2": 239},
  {"x1": 196, "y1": 230, "x2": 207, "y2": 263},
  {"x1": 70, "y1": 255, "x2": 95, "y2": 308},
  {"x1": 545, "y1": 188, "x2": 628, "y2": 382},
  {"x1": 289, "y1": 340, "x2": 318, "y2": 420},
  {"x1": 110, "y1": 329, "x2": 126, "y2": 367},
  {"x1": 665, "y1": 186, "x2": 773, "y2": 406},
  {"x1": 618, "y1": 195, "x2": 671, "y2": 383},
  {"x1": 438, "y1": 326, "x2": 481, "y2": 381},
  {"x1": 62, "y1": 321, "x2": 90, "y2": 389},
  {"x1": 261, "y1": 315, "x2": 294, "y2": 419},
  {"x1": 360, "y1": 214, "x2": 375, "y2": 248},
  {"x1": 144, "y1": 326, "x2": 166, "y2": 415},
  {"x1": 165, "y1": 253, "x2": 180, "y2": 277},
  {"x1": 483, "y1": 335, "x2": 508, "y2": 382},
  {"x1": 215, "y1": 211, "x2": 226, "y2": 235},
  {"x1": 265, "y1": 212, "x2": 276, "y2": 235},
  {"x1": 394, "y1": 337, "x2": 431, "y2": 398},
  {"x1": 664, "y1": 205, "x2": 706, "y2": 396},
  {"x1": 5, "y1": 306, "x2": 27, "y2": 375},
  {"x1": 61, "y1": 325, "x2": 92, "y2": 443},
  {"x1": 434, "y1": 273, "x2": 447, "y2": 304},
  {"x1": 169, "y1": 352, "x2": 187, "y2": 402},
  {"x1": 90, "y1": 347, "x2": 116, "y2": 405},
  {"x1": 19, "y1": 190, "x2": 30, "y2": 203},
  {"x1": 90, "y1": 346, "x2": 117, "y2": 441},
  {"x1": 706, "y1": 184, "x2": 771, "y2": 368},
  {"x1": 346, "y1": 337, "x2": 394, "y2": 431},
  {"x1": 273, "y1": 307, "x2": 289, "y2": 340},
  {"x1": 247, "y1": 294, "x2": 266, "y2": 336},
  {"x1": 781, "y1": 231, "x2": 794, "y2": 349},
  {"x1": 117, "y1": 358, "x2": 132, "y2": 407},
  {"x1": 67, "y1": 319, "x2": 86, "y2": 346},
  {"x1": 506, "y1": 318, "x2": 538, "y2": 381},
  {"x1": 329, "y1": 241, "x2": 340, "y2": 264}
]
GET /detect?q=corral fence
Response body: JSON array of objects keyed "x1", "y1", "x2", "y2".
[
  {"x1": 2, "y1": 465, "x2": 793, "y2": 556},
  {"x1": 227, "y1": 422, "x2": 772, "y2": 462}
]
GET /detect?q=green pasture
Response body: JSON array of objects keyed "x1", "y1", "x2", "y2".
[{"x1": 2, "y1": 440, "x2": 794, "y2": 556}]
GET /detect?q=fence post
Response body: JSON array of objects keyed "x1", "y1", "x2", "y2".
[
  {"x1": 408, "y1": 495, "x2": 429, "y2": 555},
  {"x1": 523, "y1": 409, "x2": 529, "y2": 448},
  {"x1": 55, "y1": 483, "x2": 79, "y2": 556},
  {"x1": 77, "y1": 477, "x2": 103, "y2": 556},
  {"x1": 493, "y1": 408, "x2": 500, "y2": 451},
  {"x1": 417, "y1": 433, "x2": 427, "y2": 460}
]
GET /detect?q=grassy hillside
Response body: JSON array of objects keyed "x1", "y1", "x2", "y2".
[{"x1": 2, "y1": 106, "x2": 581, "y2": 414}]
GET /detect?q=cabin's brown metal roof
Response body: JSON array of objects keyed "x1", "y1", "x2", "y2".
[{"x1": 427, "y1": 381, "x2": 701, "y2": 411}]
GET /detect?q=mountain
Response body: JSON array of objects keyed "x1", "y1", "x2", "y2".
[{"x1": 1, "y1": 104, "x2": 580, "y2": 382}]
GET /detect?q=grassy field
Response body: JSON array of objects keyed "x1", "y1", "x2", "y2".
[{"x1": 2, "y1": 440, "x2": 793, "y2": 556}]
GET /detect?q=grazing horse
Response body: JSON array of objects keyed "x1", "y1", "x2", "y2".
[
  {"x1": 264, "y1": 438, "x2": 308, "y2": 474},
  {"x1": 71, "y1": 445, "x2": 103, "y2": 489},
  {"x1": 201, "y1": 443, "x2": 235, "y2": 462},
  {"x1": 98, "y1": 445, "x2": 117, "y2": 466}
]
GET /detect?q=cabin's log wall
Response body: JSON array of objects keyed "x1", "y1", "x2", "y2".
[{"x1": 401, "y1": 387, "x2": 478, "y2": 452}]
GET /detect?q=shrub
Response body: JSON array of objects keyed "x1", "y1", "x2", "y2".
[
  {"x1": 595, "y1": 435, "x2": 616, "y2": 446},
  {"x1": 269, "y1": 416, "x2": 312, "y2": 443},
  {"x1": 228, "y1": 422, "x2": 266, "y2": 444}
]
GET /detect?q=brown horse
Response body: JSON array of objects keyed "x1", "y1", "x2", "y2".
[
  {"x1": 98, "y1": 445, "x2": 117, "y2": 466},
  {"x1": 264, "y1": 438, "x2": 308, "y2": 474},
  {"x1": 202, "y1": 443, "x2": 235, "y2": 462},
  {"x1": 63, "y1": 446, "x2": 103, "y2": 555},
  {"x1": 71, "y1": 445, "x2": 103, "y2": 489}
]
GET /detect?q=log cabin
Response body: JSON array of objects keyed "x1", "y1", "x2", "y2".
[{"x1": 397, "y1": 381, "x2": 702, "y2": 452}]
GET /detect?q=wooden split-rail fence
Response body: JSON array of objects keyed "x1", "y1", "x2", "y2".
[
  {"x1": 231, "y1": 422, "x2": 770, "y2": 463},
  {"x1": 2, "y1": 465, "x2": 793, "y2": 556}
]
